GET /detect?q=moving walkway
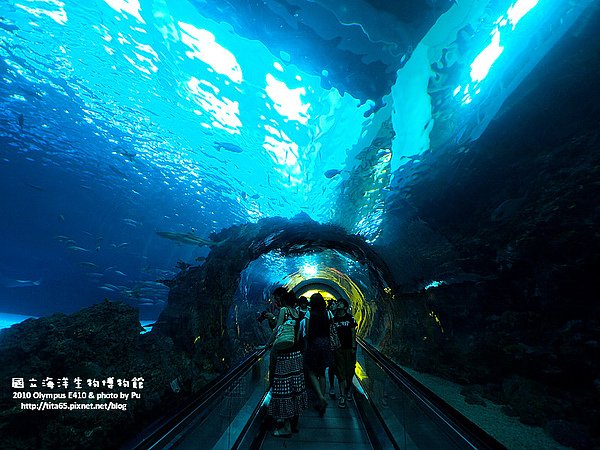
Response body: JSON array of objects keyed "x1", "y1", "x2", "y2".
[{"x1": 125, "y1": 339, "x2": 505, "y2": 449}]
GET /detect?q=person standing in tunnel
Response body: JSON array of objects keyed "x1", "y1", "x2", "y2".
[
  {"x1": 327, "y1": 299, "x2": 338, "y2": 400},
  {"x1": 297, "y1": 295, "x2": 309, "y2": 320},
  {"x1": 303, "y1": 292, "x2": 334, "y2": 416},
  {"x1": 331, "y1": 299, "x2": 357, "y2": 408},
  {"x1": 265, "y1": 288, "x2": 308, "y2": 437},
  {"x1": 262, "y1": 287, "x2": 285, "y2": 387}
]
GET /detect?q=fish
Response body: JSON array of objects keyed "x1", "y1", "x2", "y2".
[
  {"x1": 109, "y1": 165, "x2": 126, "y2": 178},
  {"x1": 250, "y1": 194, "x2": 260, "y2": 199},
  {"x1": 18, "y1": 114, "x2": 24, "y2": 131},
  {"x1": 120, "y1": 149, "x2": 137, "y2": 162},
  {"x1": 124, "y1": 288, "x2": 141, "y2": 298},
  {"x1": 67, "y1": 246, "x2": 89, "y2": 252},
  {"x1": 214, "y1": 141, "x2": 244, "y2": 153},
  {"x1": 122, "y1": 219, "x2": 140, "y2": 227},
  {"x1": 114, "y1": 271, "x2": 127, "y2": 276},
  {"x1": 79, "y1": 262, "x2": 98, "y2": 269},
  {"x1": 57, "y1": 214, "x2": 65, "y2": 222},
  {"x1": 26, "y1": 182, "x2": 46, "y2": 192},
  {"x1": 1, "y1": 278, "x2": 42, "y2": 288},
  {"x1": 99, "y1": 286, "x2": 115, "y2": 291},
  {"x1": 324, "y1": 169, "x2": 343, "y2": 179}
]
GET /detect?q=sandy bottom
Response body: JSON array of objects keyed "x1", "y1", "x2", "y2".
[{"x1": 399, "y1": 366, "x2": 569, "y2": 450}]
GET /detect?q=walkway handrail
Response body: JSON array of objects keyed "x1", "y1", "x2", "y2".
[
  {"x1": 124, "y1": 347, "x2": 269, "y2": 450},
  {"x1": 357, "y1": 337, "x2": 506, "y2": 450}
]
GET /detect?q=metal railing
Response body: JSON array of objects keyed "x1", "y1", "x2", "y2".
[
  {"x1": 124, "y1": 348, "x2": 270, "y2": 450},
  {"x1": 355, "y1": 338, "x2": 506, "y2": 450}
]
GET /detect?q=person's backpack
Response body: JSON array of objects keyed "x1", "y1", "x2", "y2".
[{"x1": 273, "y1": 308, "x2": 299, "y2": 351}]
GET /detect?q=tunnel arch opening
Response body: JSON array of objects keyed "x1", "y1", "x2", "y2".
[
  {"x1": 154, "y1": 215, "x2": 396, "y2": 366},
  {"x1": 230, "y1": 247, "x2": 381, "y2": 349},
  {"x1": 292, "y1": 279, "x2": 348, "y2": 303}
]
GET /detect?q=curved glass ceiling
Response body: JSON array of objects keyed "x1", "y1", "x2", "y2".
[{"x1": 0, "y1": 0, "x2": 593, "y2": 319}]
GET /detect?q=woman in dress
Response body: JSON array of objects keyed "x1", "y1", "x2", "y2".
[{"x1": 266, "y1": 288, "x2": 308, "y2": 437}]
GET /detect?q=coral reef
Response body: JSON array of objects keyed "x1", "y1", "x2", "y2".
[{"x1": 0, "y1": 301, "x2": 199, "y2": 449}]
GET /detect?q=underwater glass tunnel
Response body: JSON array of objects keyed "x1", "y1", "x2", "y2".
[{"x1": 0, "y1": 0, "x2": 599, "y2": 448}]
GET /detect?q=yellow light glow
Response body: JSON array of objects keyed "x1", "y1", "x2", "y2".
[
  {"x1": 355, "y1": 362, "x2": 368, "y2": 381},
  {"x1": 301, "y1": 289, "x2": 336, "y2": 303},
  {"x1": 284, "y1": 265, "x2": 373, "y2": 335},
  {"x1": 429, "y1": 310, "x2": 445, "y2": 333}
]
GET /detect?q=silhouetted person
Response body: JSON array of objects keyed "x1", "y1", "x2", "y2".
[
  {"x1": 331, "y1": 299, "x2": 357, "y2": 408},
  {"x1": 303, "y1": 292, "x2": 333, "y2": 416},
  {"x1": 297, "y1": 295, "x2": 309, "y2": 319},
  {"x1": 260, "y1": 288, "x2": 284, "y2": 387},
  {"x1": 327, "y1": 299, "x2": 338, "y2": 399}
]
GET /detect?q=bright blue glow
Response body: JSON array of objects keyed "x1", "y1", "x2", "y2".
[
  {"x1": 0, "y1": 314, "x2": 154, "y2": 334},
  {"x1": 301, "y1": 264, "x2": 318, "y2": 278},
  {"x1": 352, "y1": 149, "x2": 391, "y2": 243},
  {"x1": 507, "y1": 0, "x2": 540, "y2": 29},
  {"x1": 186, "y1": 76, "x2": 242, "y2": 134},
  {"x1": 0, "y1": 0, "x2": 591, "y2": 322},
  {"x1": 0, "y1": 0, "x2": 384, "y2": 321},
  {"x1": 103, "y1": 0, "x2": 144, "y2": 23},
  {"x1": 457, "y1": 0, "x2": 540, "y2": 105},
  {"x1": 140, "y1": 320, "x2": 154, "y2": 334},
  {"x1": 0, "y1": 312, "x2": 38, "y2": 330},
  {"x1": 262, "y1": 129, "x2": 301, "y2": 177},
  {"x1": 424, "y1": 281, "x2": 445, "y2": 290},
  {"x1": 265, "y1": 73, "x2": 310, "y2": 124},
  {"x1": 179, "y1": 22, "x2": 243, "y2": 84},
  {"x1": 470, "y1": 29, "x2": 504, "y2": 84},
  {"x1": 15, "y1": 0, "x2": 68, "y2": 25}
]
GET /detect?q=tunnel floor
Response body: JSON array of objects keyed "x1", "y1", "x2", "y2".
[{"x1": 259, "y1": 388, "x2": 370, "y2": 449}]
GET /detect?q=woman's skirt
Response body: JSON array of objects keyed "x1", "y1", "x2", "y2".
[
  {"x1": 304, "y1": 336, "x2": 333, "y2": 377},
  {"x1": 268, "y1": 350, "x2": 308, "y2": 419}
]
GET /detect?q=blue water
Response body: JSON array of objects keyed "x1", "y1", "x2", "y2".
[{"x1": 0, "y1": 0, "x2": 593, "y2": 324}]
